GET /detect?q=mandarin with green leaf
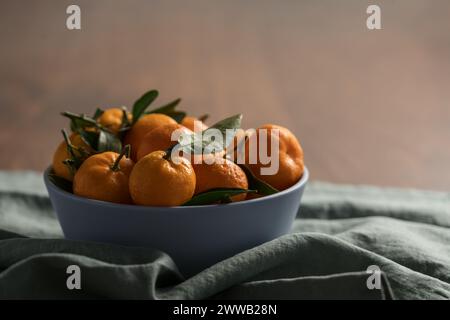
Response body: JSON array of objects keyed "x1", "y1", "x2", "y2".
[
  {"x1": 193, "y1": 157, "x2": 248, "y2": 202},
  {"x1": 52, "y1": 133, "x2": 93, "y2": 181},
  {"x1": 73, "y1": 146, "x2": 134, "y2": 204}
]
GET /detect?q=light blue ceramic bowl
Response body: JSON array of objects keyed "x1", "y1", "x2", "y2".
[{"x1": 44, "y1": 166, "x2": 308, "y2": 276}]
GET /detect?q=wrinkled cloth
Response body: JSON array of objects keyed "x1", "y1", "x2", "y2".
[{"x1": 0, "y1": 171, "x2": 449, "y2": 300}]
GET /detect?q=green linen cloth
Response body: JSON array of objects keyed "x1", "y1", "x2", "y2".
[{"x1": 0, "y1": 171, "x2": 449, "y2": 300}]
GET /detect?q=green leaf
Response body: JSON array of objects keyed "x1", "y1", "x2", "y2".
[
  {"x1": 62, "y1": 112, "x2": 98, "y2": 132},
  {"x1": 204, "y1": 113, "x2": 243, "y2": 152},
  {"x1": 175, "y1": 114, "x2": 242, "y2": 155},
  {"x1": 209, "y1": 114, "x2": 243, "y2": 136},
  {"x1": 182, "y1": 188, "x2": 256, "y2": 206},
  {"x1": 147, "y1": 98, "x2": 181, "y2": 114},
  {"x1": 146, "y1": 98, "x2": 186, "y2": 123},
  {"x1": 78, "y1": 129, "x2": 99, "y2": 150},
  {"x1": 98, "y1": 130, "x2": 122, "y2": 153},
  {"x1": 168, "y1": 111, "x2": 186, "y2": 123},
  {"x1": 132, "y1": 90, "x2": 159, "y2": 124},
  {"x1": 92, "y1": 108, "x2": 104, "y2": 120},
  {"x1": 239, "y1": 164, "x2": 279, "y2": 196},
  {"x1": 48, "y1": 174, "x2": 73, "y2": 193}
]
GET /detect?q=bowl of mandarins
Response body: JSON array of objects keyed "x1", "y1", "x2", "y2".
[{"x1": 44, "y1": 89, "x2": 308, "y2": 276}]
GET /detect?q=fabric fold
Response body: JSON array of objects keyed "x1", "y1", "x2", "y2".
[{"x1": 0, "y1": 171, "x2": 449, "y2": 299}]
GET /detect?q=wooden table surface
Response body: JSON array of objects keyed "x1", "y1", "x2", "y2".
[{"x1": 1, "y1": 0, "x2": 449, "y2": 190}]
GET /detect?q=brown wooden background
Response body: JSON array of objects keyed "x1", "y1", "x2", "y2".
[{"x1": 1, "y1": 0, "x2": 449, "y2": 190}]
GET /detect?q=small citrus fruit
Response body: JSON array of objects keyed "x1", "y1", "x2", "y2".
[
  {"x1": 245, "y1": 124, "x2": 304, "y2": 190},
  {"x1": 136, "y1": 123, "x2": 192, "y2": 161},
  {"x1": 73, "y1": 147, "x2": 134, "y2": 204},
  {"x1": 97, "y1": 107, "x2": 132, "y2": 133},
  {"x1": 129, "y1": 151, "x2": 196, "y2": 206},
  {"x1": 124, "y1": 113, "x2": 177, "y2": 160},
  {"x1": 193, "y1": 157, "x2": 248, "y2": 202}
]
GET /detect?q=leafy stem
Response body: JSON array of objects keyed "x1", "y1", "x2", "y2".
[
  {"x1": 61, "y1": 129, "x2": 88, "y2": 159},
  {"x1": 131, "y1": 90, "x2": 159, "y2": 125},
  {"x1": 60, "y1": 129, "x2": 88, "y2": 175},
  {"x1": 164, "y1": 113, "x2": 243, "y2": 157},
  {"x1": 62, "y1": 111, "x2": 113, "y2": 134},
  {"x1": 239, "y1": 164, "x2": 279, "y2": 195},
  {"x1": 145, "y1": 97, "x2": 186, "y2": 123},
  {"x1": 92, "y1": 108, "x2": 104, "y2": 120},
  {"x1": 182, "y1": 188, "x2": 256, "y2": 206},
  {"x1": 111, "y1": 144, "x2": 131, "y2": 171}
]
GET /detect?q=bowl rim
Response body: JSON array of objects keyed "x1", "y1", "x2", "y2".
[{"x1": 44, "y1": 165, "x2": 309, "y2": 210}]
